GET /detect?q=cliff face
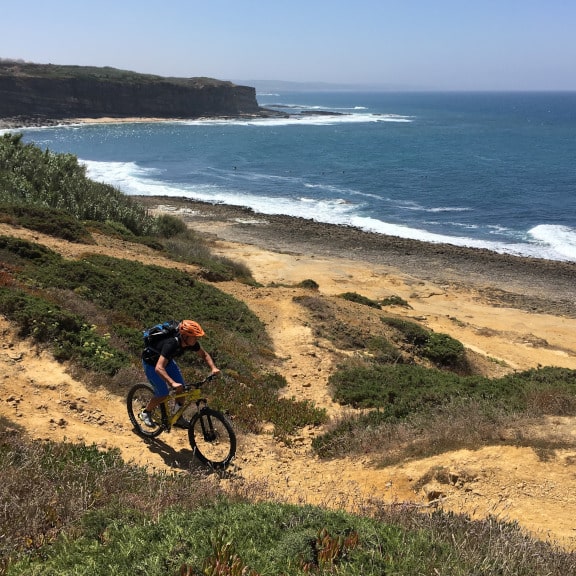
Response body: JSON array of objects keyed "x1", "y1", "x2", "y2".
[{"x1": 0, "y1": 62, "x2": 262, "y2": 120}]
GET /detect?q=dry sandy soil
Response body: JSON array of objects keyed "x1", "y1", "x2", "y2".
[{"x1": 2, "y1": 202, "x2": 576, "y2": 551}]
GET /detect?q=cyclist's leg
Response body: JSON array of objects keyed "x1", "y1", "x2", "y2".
[
  {"x1": 142, "y1": 360, "x2": 170, "y2": 413},
  {"x1": 142, "y1": 360, "x2": 185, "y2": 411},
  {"x1": 163, "y1": 362, "x2": 189, "y2": 427}
]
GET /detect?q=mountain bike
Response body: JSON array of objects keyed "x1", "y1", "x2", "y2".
[{"x1": 126, "y1": 374, "x2": 236, "y2": 469}]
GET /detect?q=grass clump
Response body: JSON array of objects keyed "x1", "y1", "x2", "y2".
[
  {"x1": 294, "y1": 294, "x2": 379, "y2": 350},
  {"x1": 297, "y1": 278, "x2": 319, "y2": 290},
  {"x1": 422, "y1": 331, "x2": 466, "y2": 367},
  {"x1": 0, "y1": 287, "x2": 129, "y2": 375},
  {"x1": 0, "y1": 134, "x2": 256, "y2": 283},
  {"x1": 154, "y1": 212, "x2": 189, "y2": 238},
  {"x1": 382, "y1": 315, "x2": 467, "y2": 368},
  {"x1": 381, "y1": 315, "x2": 430, "y2": 345},
  {"x1": 0, "y1": 420, "x2": 230, "y2": 568},
  {"x1": 328, "y1": 364, "x2": 489, "y2": 412},
  {"x1": 0, "y1": 203, "x2": 95, "y2": 243},
  {"x1": 380, "y1": 294, "x2": 411, "y2": 308},
  {"x1": 164, "y1": 229, "x2": 254, "y2": 283}
]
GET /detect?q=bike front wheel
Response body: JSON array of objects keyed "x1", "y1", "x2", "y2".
[
  {"x1": 127, "y1": 383, "x2": 164, "y2": 438},
  {"x1": 188, "y1": 408, "x2": 236, "y2": 469}
]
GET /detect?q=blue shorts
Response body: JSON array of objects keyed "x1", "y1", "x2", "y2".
[{"x1": 142, "y1": 359, "x2": 184, "y2": 397}]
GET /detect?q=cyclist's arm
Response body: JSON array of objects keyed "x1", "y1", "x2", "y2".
[
  {"x1": 197, "y1": 346, "x2": 220, "y2": 375},
  {"x1": 154, "y1": 355, "x2": 183, "y2": 391}
]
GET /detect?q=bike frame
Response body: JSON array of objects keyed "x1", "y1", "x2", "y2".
[{"x1": 159, "y1": 377, "x2": 212, "y2": 429}]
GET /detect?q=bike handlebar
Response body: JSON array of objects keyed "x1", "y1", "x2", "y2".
[{"x1": 183, "y1": 373, "x2": 217, "y2": 392}]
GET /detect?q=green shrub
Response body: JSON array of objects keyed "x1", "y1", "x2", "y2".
[
  {"x1": 315, "y1": 365, "x2": 576, "y2": 460},
  {"x1": 328, "y1": 364, "x2": 482, "y2": 412},
  {"x1": 0, "y1": 133, "x2": 156, "y2": 235},
  {"x1": 380, "y1": 295, "x2": 411, "y2": 308},
  {"x1": 365, "y1": 335, "x2": 403, "y2": 364},
  {"x1": 0, "y1": 203, "x2": 94, "y2": 243},
  {"x1": 0, "y1": 287, "x2": 129, "y2": 375},
  {"x1": 0, "y1": 422, "x2": 228, "y2": 564},
  {"x1": 339, "y1": 291, "x2": 381, "y2": 309},
  {"x1": 381, "y1": 316, "x2": 430, "y2": 345},
  {"x1": 8, "y1": 486, "x2": 575, "y2": 576},
  {"x1": 297, "y1": 279, "x2": 319, "y2": 290},
  {"x1": 0, "y1": 234, "x2": 61, "y2": 267},
  {"x1": 154, "y1": 213, "x2": 189, "y2": 238},
  {"x1": 163, "y1": 234, "x2": 255, "y2": 283},
  {"x1": 213, "y1": 372, "x2": 327, "y2": 439},
  {"x1": 422, "y1": 332, "x2": 466, "y2": 367}
]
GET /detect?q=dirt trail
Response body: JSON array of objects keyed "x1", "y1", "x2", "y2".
[{"x1": 2, "y1": 222, "x2": 576, "y2": 551}]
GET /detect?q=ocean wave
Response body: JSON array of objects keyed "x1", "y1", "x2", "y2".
[
  {"x1": 347, "y1": 215, "x2": 573, "y2": 260},
  {"x1": 81, "y1": 158, "x2": 576, "y2": 263},
  {"x1": 529, "y1": 225, "x2": 576, "y2": 261},
  {"x1": 426, "y1": 206, "x2": 473, "y2": 213},
  {"x1": 179, "y1": 113, "x2": 410, "y2": 127}
]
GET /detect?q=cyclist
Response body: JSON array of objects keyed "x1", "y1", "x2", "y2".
[{"x1": 139, "y1": 319, "x2": 220, "y2": 428}]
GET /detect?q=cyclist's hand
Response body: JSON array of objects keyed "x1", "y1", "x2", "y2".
[{"x1": 205, "y1": 370, "x2": 220, "y2": 384}]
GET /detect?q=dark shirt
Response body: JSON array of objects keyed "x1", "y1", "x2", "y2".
[{"x1": 142, "y1": 334, "x2": 200, "y2": 365}]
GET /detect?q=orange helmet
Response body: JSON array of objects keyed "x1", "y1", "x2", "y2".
[{"x1": 179, "y1": 320, "x2": 205, "y2": 338}]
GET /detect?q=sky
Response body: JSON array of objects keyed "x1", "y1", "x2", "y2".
[{"x1": 2, "y1": 0, "x2": 576, "y2": 91}]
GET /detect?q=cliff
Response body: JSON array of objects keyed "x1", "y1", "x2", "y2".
[{"x1": 0, "y1": 62, "x2": 264, "y2": 122}]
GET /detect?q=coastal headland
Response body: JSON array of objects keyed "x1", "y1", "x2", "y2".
[{"x1": 0, "y1": 62, "x2": 269, "y2": 125}]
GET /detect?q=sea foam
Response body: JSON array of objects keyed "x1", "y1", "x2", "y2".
[{"x1": 83, "y1": 158, "x2": 576, "y2": 262}]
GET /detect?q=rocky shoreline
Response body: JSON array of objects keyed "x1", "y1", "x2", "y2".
[
  {"x1": 137, "y1": 196, "x2": 576, "y2": 318},
  {"x1": 0, "y1": 109, "x2": 288, "y2": 131}
]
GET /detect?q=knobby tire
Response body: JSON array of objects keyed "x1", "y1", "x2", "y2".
[
  {"x1": 127, "y1": 383, "x2": 165, "y2": 438},
  {"x1": 188, "y1": 407, "x2": 236, "y2": 469}
]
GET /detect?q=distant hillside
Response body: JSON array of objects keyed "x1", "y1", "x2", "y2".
[{"x1": 0, "y1": 61, "x2": 266, "y2": 122}]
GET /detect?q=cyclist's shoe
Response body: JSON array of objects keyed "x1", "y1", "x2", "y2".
[
  {"x1": 174, "y1": 415, "x2": 189, "y2": 429},
  {"x1": 139, "y1": 410, "x2": 154, "y2": 428}
]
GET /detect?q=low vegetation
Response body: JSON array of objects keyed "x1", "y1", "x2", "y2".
[
  {"x1": 0, "y1": 60, "x2": 234, "y2": 88},
  {"x1": 2, "y1": 422, "x2": 575, "y2": 575},
  {"x1": 339, "y1": 291, "x2": 382, "y2": 309},
  {"x1": 314, "y1": 365, "x2": 576, "y2": 461},
  {"x1": 0, "y1": 133, "x2": 155, "y2": 235},
  {"x1": 0, "y1": 132, "x2": 252, "y2": 279},
  {"x1": 291, "y1": 291, "x2": 576, "y2": 462},
  {"x1": 1, "y1": 138, "x2": 576, "y2": 573}
]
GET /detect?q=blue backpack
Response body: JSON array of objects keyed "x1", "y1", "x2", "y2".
[{"x1": 142, "y1": 320, "x2": 180, "y2": 351}]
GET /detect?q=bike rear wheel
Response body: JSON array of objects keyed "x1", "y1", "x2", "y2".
[
  {"x1": 127, "y1": 383, "x2": 164, "y2": 438},
  {"x1": 188, "y1": 408, "x2": 236, "y2": 469}
]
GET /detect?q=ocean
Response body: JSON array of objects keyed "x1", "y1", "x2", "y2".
[{"x1": 14, "y1": 91, "x2": 576, "y2": 262}]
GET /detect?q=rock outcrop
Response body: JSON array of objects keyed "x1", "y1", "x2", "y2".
[{"x1": 0, "y1": 61, "x2": 265, "y2": 122}]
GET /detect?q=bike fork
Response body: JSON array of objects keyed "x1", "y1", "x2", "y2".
[{"x1": 199, "y1": 413, "x2": 217, "y2": 442}]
